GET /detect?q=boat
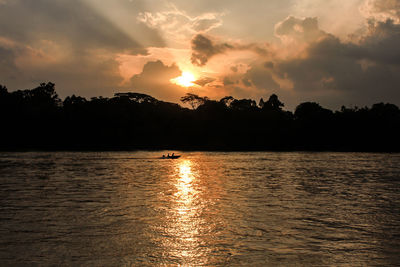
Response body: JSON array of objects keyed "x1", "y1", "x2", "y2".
[
  {"x1": 160, "y1": 155, "x2": 181, "y2": 159},
  {"x1": 168, "y1": 155, "x2": 181, "y2": 159}
]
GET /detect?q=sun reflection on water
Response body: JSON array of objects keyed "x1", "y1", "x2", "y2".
[
  {"x1": 162, "y1": 159, "x2": 210, "y2": 265},
  {"x1": 176, "y1": 160, "x2": 195, "y2": 204}
]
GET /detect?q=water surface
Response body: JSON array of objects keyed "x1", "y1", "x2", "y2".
[{"x1": 0, "y1": 152, "x2": 400, "y2": 266}]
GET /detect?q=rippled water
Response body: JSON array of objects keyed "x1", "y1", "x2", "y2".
[{"x1": 0, "y1": 152, "x2": 400, "y2": 266}]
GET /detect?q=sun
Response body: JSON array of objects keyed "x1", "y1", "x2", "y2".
[{"x1": 171, "y1": 71, "x2": 196, "y2": 87}]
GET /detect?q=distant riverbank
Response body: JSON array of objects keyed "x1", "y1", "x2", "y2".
[{"x1": 1, "y1": 83, "x2": 400, "y2": 152}]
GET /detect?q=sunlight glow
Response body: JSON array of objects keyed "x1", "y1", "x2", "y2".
[
  {"x1": 171, "y1": 71, "x2": 196, "y2": 87},
  {"x1": 162, "y1": 159, "x2": 207, "y2": 263},
  {"x1": 176, "y1": 160, "x2": 195, "y2": 201},
  {"x1": 156, "y1": 158, "x2": 213, "y2": 264}
]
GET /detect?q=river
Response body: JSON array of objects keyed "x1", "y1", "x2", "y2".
[{"x1": 0, "y1": 152, "x2": 399, "y2": 266}]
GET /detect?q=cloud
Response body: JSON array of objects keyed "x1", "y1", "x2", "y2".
[
  {"x1": 230, "y1": 66, "x2": 238, "y2": 72},
  {"x1": 222, "y1": 77, "x2": 235, "y2": 86},
  {"x1": 2, "y1": 0, "x2": 400, "y2": 110},
  {"x1": 0, "y1": 37, "x2": 25, "y2": 83},
  {"x1": 362, "y1": 18, "x2": 400, "y2": 64},
  {"x1": 275, "y1": 16, "x2": 326, "y2": 45},
  {"x1": 128, "y1": 60, "x2": 186, "y2": 102},
  {"x1": 0, "y1": 0, "x2": 167, "y2": 97},
  {"x1": 272, "y1": 16, "x2": 400, "y2": 107},
  {"x1": 190, "y1": 34, "x2": 270, "y2": 66},
  {"x1": 362, "y1": 0, "x2": 400, "y2": 22},
  {"x1": 0, "y1": 0, "x2": 148, "y2": 55},
  {"x1": 243, "y1": 63, "x2": 281, "y2": 91},
  {"x1": 193, "y1": 77, "x2": 216, "y2": 86},
  {"x1": 214, "y1": 14, "x2": 400, "y2": 109},
  {"x1": 289, "y1": 0, "x2": 365, "y2": 38},
  {"x1": 192, "y1": 17, "x2": 222, "y2": 32},
  {"x1": 137, "y1": 4, "x2": 223, "y2": 46},
  {"x1": 190, "y1": 34, "x2": 233, "y2": 66},
  {"x1": 0, "y1": 41, "x2": 125, "y2": 97},
  {"x1": 275, "y1": 36, "x2": 363, "y2": 92},
  {"x1": 130, "y1": 60, "x2": 181, "y2": 86}
]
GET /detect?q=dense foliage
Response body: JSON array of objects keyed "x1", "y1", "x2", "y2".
[{"x1": 1, "y1": 82, "x2": 399, "y2": 151}]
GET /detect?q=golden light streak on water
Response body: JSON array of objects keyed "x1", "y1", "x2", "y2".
[{"x1": 159, "y1": 159, "x2": 210, "y2": 266}]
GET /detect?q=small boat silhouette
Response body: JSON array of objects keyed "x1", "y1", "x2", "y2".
[{"x1": 161, "y1": 154, "x2": 181, "y2": 159}]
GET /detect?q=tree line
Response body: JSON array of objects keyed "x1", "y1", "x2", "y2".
[{"x1": 0, "y1": 82, "x2": 399, "y2": 151}]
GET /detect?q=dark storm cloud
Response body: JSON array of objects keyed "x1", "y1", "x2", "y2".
[
  {"x1": 362, "y1": 19, "x2": 400, "y2": 64},
  {"x1": 274, "y1": 18, "x2": 400, "y2": 107},
  {"x1": 277, "y1": 20, "x2": 400, "y2": 84},
  {"x1": 226, "y1": 15, "x2": 400, "y2": 108},
  {"x1": 271, "y1": 16, "x2": 366, "y2": 95},
  {"x1": 243, "y1": 63, "x2": 280, "y2": 91},
  {"x1": 190, "y1": 34, "x2": 270, "y2": 66}
]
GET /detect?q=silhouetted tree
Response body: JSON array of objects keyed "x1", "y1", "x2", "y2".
[
  {"x1": 259, "y1": 98, "x2": 265, "y2": 108},
  {"x1": 230, "y1": 99, "x2": 257, "y2": 111},
  {"x1": 0, "y1": 82, "x2": 399, "y2": 151},
  {"x1": 263, "y1": 94, "x2": 284, "y2": 111},
  {"x1": 220, "y1": 96, "x2": 235, "y2": 108},
  {"x1": 0, "y1": 85, "x2": 8, "y2": 107},
  {"x1": 31, "y1": 82, "x2": 61, "y2": 107},
  {"x1": 180, "y1": 93, "x2": 209, "y2": 109},
  {"x1": 0, "y1": 85, "x2": 7, "y2": 96},
  {"x1": 294, "y1": 102, "x2": 335, "y2": 150},
  {"x1": 115, "y1": 92, "x2": 158, "y2": 104},
  {"x1": 295, "y1": 102, "x2": 332, "y2": 120},
  {"x1": 64, "y1": 95, "x2": 87, "y2": 107}
]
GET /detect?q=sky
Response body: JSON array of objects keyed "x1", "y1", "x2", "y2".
[{"x1": 1, "y1": 0, "x2": 400, "y2": 110}]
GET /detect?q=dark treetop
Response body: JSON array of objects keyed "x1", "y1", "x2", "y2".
[{"x1": 0, "y1": 82, "x2": 399, "y2": 151}]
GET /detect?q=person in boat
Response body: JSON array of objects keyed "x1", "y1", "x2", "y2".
[
  {"x1": 167, "y1": 153, "x2": 170, "y2": 157},
  {"x1": 162, "y1": 155, "x2": 165, "y2": 158},
  {"x1": 172, "y1": 153, "x2": 175, "y2": 157}
]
